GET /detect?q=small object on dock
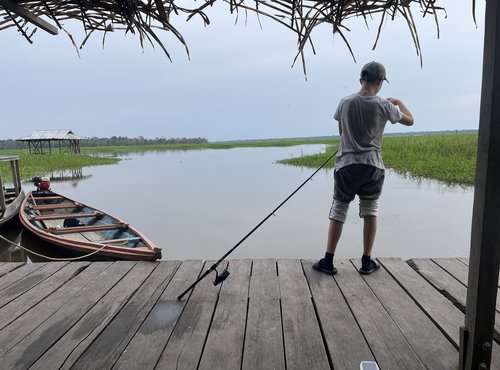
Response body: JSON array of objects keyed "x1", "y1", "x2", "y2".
[{"x1": 360, "y1": 361, "x2": 380, "y2": 370}]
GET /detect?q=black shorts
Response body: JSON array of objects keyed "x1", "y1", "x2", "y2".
[{"x1": 333, "y1": 164, "x2": 385, "y2": 203}]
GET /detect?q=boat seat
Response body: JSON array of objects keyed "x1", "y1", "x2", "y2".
[
  {"x1": 30, "y1": 211, "x2": 104, "y2": 221},
  {"x1": 49, "y1": 222, "x2": 129, "y2": 234},
  {"x1": 30, "y1": 202, "x2": 83, "y2": 211}
]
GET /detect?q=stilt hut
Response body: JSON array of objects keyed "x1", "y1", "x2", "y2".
[
  {"x1": 17, "y1": 130, "x2": 84, "y2": 155},
  {"x1": 1, "y1": 1, "x2": 498, "y2": 369}
]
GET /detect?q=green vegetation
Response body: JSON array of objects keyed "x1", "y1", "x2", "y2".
[
  {"x1": 1, "y1": 133, "x2": 478, "y2": 186},
  {"x1": 0, "y1": 149, "x2": 119, "y2": 182},
  {"x1": 278, "y1": 133, "x2": 477, "y2": 185}
]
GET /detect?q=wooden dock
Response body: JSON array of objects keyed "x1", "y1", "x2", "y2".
[{"x1": 0, "y1": 258, "x2": 496, "y2": 369}]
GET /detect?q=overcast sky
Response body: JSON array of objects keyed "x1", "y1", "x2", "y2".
[{"x1": 1, "y1": 0, "x2": 485, "y2": 141}]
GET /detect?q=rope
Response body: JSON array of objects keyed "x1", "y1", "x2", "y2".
[{"x1": 0, "y1": 233, "x2": 109, "y2": 261}]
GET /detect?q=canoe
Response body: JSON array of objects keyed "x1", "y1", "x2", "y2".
[
  {"x1": 19, "y1": 189, "x2": 162, "y2": 261},
  {"x1": 0, "y1": 156, "x2": 25, "y2": 228}
]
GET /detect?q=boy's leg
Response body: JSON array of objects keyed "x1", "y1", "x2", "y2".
[
  {"x1": 327, "y1": 219, "x2": 344, "y2": 254},
  {"x1": 362, "y1": 215, "x2": 377, "y2": 256}
]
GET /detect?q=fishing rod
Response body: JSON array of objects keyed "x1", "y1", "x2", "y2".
[{"x1": 177, "y1": 148, "x2": 338, "y2": 301}]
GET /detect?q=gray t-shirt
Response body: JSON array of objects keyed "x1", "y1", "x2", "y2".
[{"x1": 334, "y1": 93, "x2": 403, "y2": 170}]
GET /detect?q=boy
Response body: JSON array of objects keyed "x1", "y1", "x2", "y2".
[{"x1": 313, "y1": 61, "x2": 414, "y2": 275}]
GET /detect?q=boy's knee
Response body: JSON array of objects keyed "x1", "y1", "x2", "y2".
[
  {"x1": 359, "y1": 198, "x2": 378, "y2": 218},
  {"x1": 329, "y1": 200, "x2": 349, "y2": 223}
]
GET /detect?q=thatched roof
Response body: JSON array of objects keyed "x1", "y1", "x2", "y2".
[
  {"x1": 1, "y1": 1, "x2": 445, "y2": 67},
  {"x1": 17, "y1": 130, "x2": 84, "y2": 141}
]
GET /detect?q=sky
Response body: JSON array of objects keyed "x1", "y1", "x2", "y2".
[{"x1": 1, "y1": 0, "x2": 486, "y2": 142}]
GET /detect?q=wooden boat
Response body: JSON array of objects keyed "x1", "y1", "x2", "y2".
[
  {"x1": 19, "y1": 187, "x2": 162, "y2": 261},
  {"x1": 0, "y1": 156, "x2": 25, "y2": 228}
]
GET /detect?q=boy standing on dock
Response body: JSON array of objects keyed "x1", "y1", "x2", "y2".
[{"x1": 314, "y1": 61, "x2": 414, "y2": 275}]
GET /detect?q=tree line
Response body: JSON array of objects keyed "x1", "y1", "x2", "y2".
[{"x1": 0, "y1": 136, "x2": 208, "y2": 150}]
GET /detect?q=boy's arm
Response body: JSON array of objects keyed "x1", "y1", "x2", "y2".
[{"x1": 388, "y1": 98, "x2": 414, "y2": 126}]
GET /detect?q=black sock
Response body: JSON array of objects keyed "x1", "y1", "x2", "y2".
[
  {"x1": 362, "y1": 254, "x2": 371, "y2": 269},
  {"x1": 323, "y1": 252, "x2": 334, "y2": 267}
]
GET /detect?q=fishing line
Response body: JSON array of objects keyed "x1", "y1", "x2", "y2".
[{"x1": 177, "y1": 148, "x2": 338, "y2": 301}]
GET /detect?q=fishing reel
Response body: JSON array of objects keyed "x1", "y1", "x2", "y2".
[{"x1": 213, "y1": 268, "x2": 230, "y2": 286}]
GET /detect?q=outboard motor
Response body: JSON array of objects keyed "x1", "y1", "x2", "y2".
[{"x1": 33, "y1": 176, "x2": 51, "y2": 191}]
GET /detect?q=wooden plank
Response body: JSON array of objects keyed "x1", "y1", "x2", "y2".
[
  {"x1": 433, "y1": 258, "x2": 500, "y2": 312},
  {"x1": 0, "y1": 262, "x2": 137, "y2": 369},
  {"x1": 30, "y1": 203, "x2": 78, "y2": 210},
  {"x1": 0, "y1": 261, "x2": 68, "y2": 309},
  {"x1": 432, "y1": 258, "x2": 470, "y2": 285},
  {"x1": 380, "y1": 258, "x2": 464, "y2": 345},
  {"x1": 241, "y1": 259, "x2": 285, "y2": 370},
  {"x1": 0, "y1": 263, "x2": 47, "y2": 292},
  {"x1": 351, "y1": 259, "x2": 458, "y2": 369},
  {"x1": 197, "y1": 259, "x2": 252, "y2": 369},
  {"x1": 463, "y1": 1, "x2": 500, "y2": 366},
  {"x1": 0, "y1": 262, "x2": 111, "y2": 357},
  {"x1": 334, "y1": 260, "x2": 425, "y2": 369},
  {"x1": 155, "y1": 261, "x2": 223, "y2": 370},
  {"x1": 69, "y1": 261, "x2": 182, "y2": 370},
  {"x1": 112, "y1": 260, "x2": 204, "y2": 370},
  {"x1": 410, "y1": 258, "x2": 468, "y2": 311},
  {"x1": 30, "y1": 212, "x2": 102, "y2": 221},
  {"x1": 277, "y1": 259, "x2": 330, "y2": 370},
  {"x1": 0, "y1": 262, "x2": 25, "y2": 278},
  {"x1": 50, "y1": 223, "x2": 127, "y2": 234},
  {"x1": 412, "y1": 258, "x2": 500, "y2": 342},
  {"x1": 302, "y1": 260, "x2": 374, "y2": 369},
  {"x1": 0, "y1": 262, "x2": 89, "y2": 331},
  {"x1": 30, "y1": 261, "x2": 160, "y2": 370},
  {"x1": 380, "y1": 258, "x2": 500, "y2": 368}
]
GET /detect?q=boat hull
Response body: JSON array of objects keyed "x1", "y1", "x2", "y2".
[{"x1": 20, "y1": 190, "x2": 162, "y2": 261}]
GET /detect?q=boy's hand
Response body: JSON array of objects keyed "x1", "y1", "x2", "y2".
[{"x1": 387, "y1": 97, "x2": 414, "y2": 126}]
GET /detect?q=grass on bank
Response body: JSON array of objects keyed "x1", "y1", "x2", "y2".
[
  {"x1": 278, "y1": 133, "x2": 477, "y2": 185},
  {"x1": 0, "y1": 150, "x2": 119, "y2": 182},
  {"x1": 1, "y1": 133, "x2": 477, "y2": 186}
]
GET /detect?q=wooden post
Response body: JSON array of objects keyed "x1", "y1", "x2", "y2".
[{"x1": 460, "y1": 0, "x2": 500, "y2": 369}]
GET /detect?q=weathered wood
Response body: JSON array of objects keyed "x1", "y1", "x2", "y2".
[
  {"x1": 0, "y1": 262, "x2": 110, "y2": 357},
  {"x1": 0, "y1": 262, "x2": 25, "y2": 278},
  {"x1": 30, "y1": 261, "x2": 159, "y2": 370},
  {"x1": 277, "y1": 259, "x2": 330, "y2": 370},
  {"x1": 50, "y1": 223, "x2": 128, "y2": 234},
  {"x1": 432, "y1": 258, "x2": 470, "y2": 286},
  {"x1": 380, "y1": 258, "x2": 500, "y2": 368},
  {"x1": 352, "y1": 259, "x2": 458, "y2": 369},
  {"x1": 0, "y1": 262, "x2": 47, "y2": 292},
  {"x1": 30, "y1": 203, "x2": 78, "y2": 210},
  {"x1": 198, "y1": 259, "x2": 252, "y2": 369},
  {"x1": 335, "y1": 260, "x2": 425, "y2": 369},
  {"x1": 156, "y1": 261, "x2": 223, "y2": 370},
  {"x1": 302, "y1": 260, "x2": 374, "y2": 369},
  {"x1": 112, "y1": 260, "x2": 203, "y2": 370},
  {"x1": 411, "y1": 258, "x2": 500, "y2": 343},
  {"x1": 0, "y1": 262, "x2": 137, "y2": 369},
  {"x1": 434, "y1": 258, "x2": 500, "y2": 313},
  {"x1": 0, "y1": 261, "x2": 68, "y2": 309},
  {"x1": 410, "y1": 258, "x2": 468, "y2": 311},
  {"x1": 462, "y1": 0, "x2": 500, "y2": 368},
  {"x1": 242, "y1": 259, "x2": 285, "y2": 370},
  {"x1": 0, "y1": 262, "x2": 89, "y2": 331},
  {"x1": 70, "y1": 260, "x2": 181, "y2": 370},
  {"x1": 30, "y1": 211, "x2": 102, "y2": 221}
]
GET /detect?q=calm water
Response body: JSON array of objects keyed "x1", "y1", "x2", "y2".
[{"x1": 0, "y1": 145, "x2": 474, "y2": 262}]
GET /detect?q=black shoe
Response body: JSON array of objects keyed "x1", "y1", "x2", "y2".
[
  {"x1": 359, "y1": 259, "x2": 380, "y2": 275},
  {"x1": 312, "y1": 259, "x2": 338, "y2": 275}
]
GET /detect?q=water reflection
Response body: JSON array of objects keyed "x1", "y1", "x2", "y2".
[{"x1": 0, "y1": 145, "x2": 474, "y2": 262}]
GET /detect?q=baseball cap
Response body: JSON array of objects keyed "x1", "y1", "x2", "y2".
[{"x1": 360, "y1": 61, "x2": 389, "y2": 83}]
